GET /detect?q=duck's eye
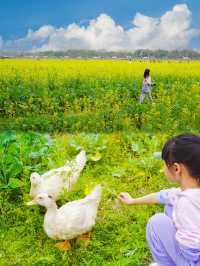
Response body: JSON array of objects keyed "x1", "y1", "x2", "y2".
[
  {"x1": 38, "y1": 196, "x2": 42, "y2": 200},
  {"x1": 48, "y1": 195, "x2": 53, "y2": 199}
]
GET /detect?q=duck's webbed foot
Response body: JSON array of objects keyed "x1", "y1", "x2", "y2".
[
  {"x1": 76, "y1": 232, "x2": 91, "y2": 247},
  {"x1": 55, "y1": 240, "x2": 71, "y2": 251}
]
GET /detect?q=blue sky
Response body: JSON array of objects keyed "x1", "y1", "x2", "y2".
[{"x1": 1, "y1": 0, "x2": 200, "y2": 51}]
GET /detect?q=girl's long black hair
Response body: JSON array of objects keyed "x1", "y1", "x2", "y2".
[
  {"x1": 162, "y1": 134, "x2": 200, "y2": 182},
  {"x1": 144, "y1": 69, "x2": 150, "y2": 78}
]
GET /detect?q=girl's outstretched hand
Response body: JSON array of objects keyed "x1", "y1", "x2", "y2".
[{"x1": 118, "y1": 192, "x2": 134, "y2": 205}]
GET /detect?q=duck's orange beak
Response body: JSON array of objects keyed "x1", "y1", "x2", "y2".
[{"x1": 26, "y1": 198, "x2": 37, "y2": 206}]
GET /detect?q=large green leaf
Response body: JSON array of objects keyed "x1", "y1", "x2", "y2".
[
  {"x1": 0, "y1": 131, "x2": 16, "y2": 147},
  {"x1": 8, "y1": 178, "x2": 24, "y2": 189},
  {"x1": 3, "y1": 155, "x2": 23, "y2": 180}
]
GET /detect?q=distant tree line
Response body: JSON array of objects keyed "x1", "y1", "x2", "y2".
[{"x1": 0, "y1": 49, "x2": 200, "y2": 59}]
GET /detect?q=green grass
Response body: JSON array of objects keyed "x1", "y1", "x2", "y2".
[
  {"x1": 1, "y1": 60, "x2": 200, "y2": 265},
  {"x1": 0, "y1": 132, "x2": 171, "y2": 266}
]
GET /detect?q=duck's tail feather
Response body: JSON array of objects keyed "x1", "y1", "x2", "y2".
[
  {"x1": 75, "y1": 150, "x2": 87, "y2": 171},
  {"x1": 65, "y1": 150, "x2": 87, "y2": 171},
  {"x1": 86, "y1": 185, "x2": 102, "y2": 205},
  {"x1": 65, "y1": 151, "x2": 87, "y2": 190}
]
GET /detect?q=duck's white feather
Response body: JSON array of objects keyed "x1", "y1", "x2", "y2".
[
  {"x1": 38, "y1": 185, "x2": 102, "y2": 240},
  {"x1": 30, "y1": 150, "x2": 87, "y2": 200}
]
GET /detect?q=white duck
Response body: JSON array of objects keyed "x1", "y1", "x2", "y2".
[
  {"x1": 29, "y1": 150, "x2": 87, "y2": 200},
  {"x1": 27, "y1": 185, "x2": 102, "y2": 250}
]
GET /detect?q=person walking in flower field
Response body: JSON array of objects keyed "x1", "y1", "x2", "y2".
[{"x1": 139, "y1": 68, "x2": 155, "y2": 103}]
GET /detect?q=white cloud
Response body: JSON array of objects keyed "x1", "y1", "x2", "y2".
[
  {"x1": 125, "y1": 4, "x2": 200, "y2": 50},
  {"x1": 1, "y1": 4, "x2": 200, "y2": 51},
  {"x1": 3, "y1": 25, "x2": 55, "y2": 51}
]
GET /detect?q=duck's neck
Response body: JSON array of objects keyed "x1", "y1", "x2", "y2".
[
  {"x1": 45, "y1": 202, "x2": 58, "y2": 218},
  {"x1": 44, "y1": 203, "x2": 58, "y2": 238}
]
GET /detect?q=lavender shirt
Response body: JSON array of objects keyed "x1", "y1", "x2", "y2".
[
  {"x1": 142, "y1": 76, "x2": 152, "y2": 93},
  {"x1": 156, "y1": 188, "x2": 200, "y2": 249}
]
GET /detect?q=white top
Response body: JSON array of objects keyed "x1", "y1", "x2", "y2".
[
  {"x1": 157, "y1": 188, "x2": 200, "y2": 248},
  {"x1": 142, "y1": 76, "x2": 151, "y2": 93}
]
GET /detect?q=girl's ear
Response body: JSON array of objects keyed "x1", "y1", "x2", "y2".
[{"x1": 173, "y1": 163, "x2": 181, "y2": 175}]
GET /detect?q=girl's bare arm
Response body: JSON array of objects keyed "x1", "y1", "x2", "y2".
[{"x1": 118, "y1": 192, "x2": 159, "y2": 205}]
